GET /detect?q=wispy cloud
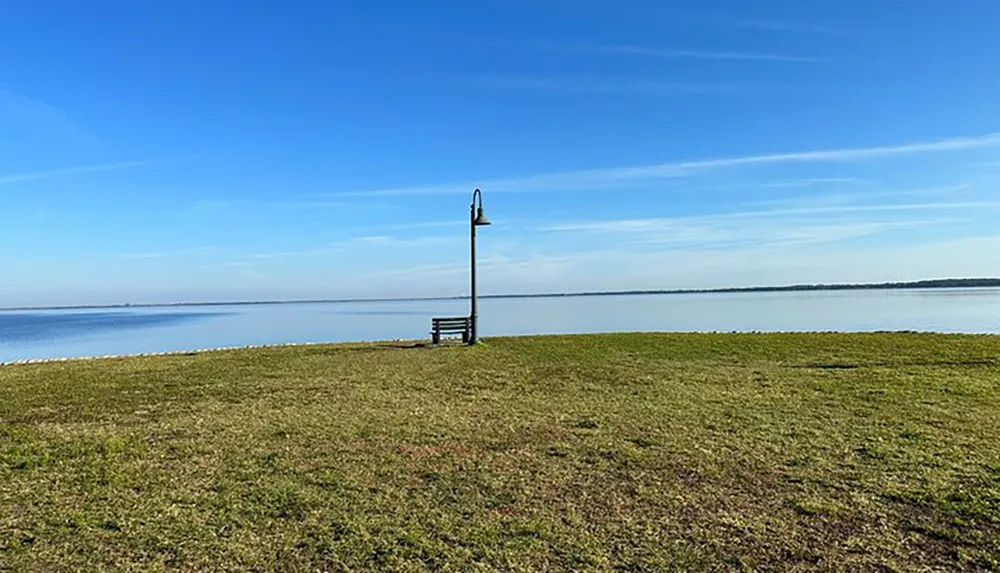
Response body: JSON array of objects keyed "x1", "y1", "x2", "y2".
[
  {"x1": 331, "y1": 132, "x2": 1000, "y2": 197},
  {"x1": 0, "y1": 89, "x2": 94, "y2": 146},
  {"x1": 559, "y1": 44, "x2": 829, "y2": 63},
  {"x1": 374, "y1": 220, "x2": 466, "y2": 231},
  {"x1": 547, "y1": 200, "x2": 1000, "y2": 234},
  {"x1": 725, "y1": 200, "x2": 1000, "y2": 220},
  {"x1": 116, "y1": 247, "x2": 218, "y2": 260},
  {"x1": 733, "y1": 21, "x2": 853, "y2": 35},
  {"x1": 615, "y1": 132, "x2": 1000, "y2": 170},
  {"x1": 365, "y1": 261, "x2": 468, "y2": 281},
  {"x1": 117, "y1": 234, "x2": 453, "y2": 265},
  {"x1": 747, "y1": 184, "x2": 971, "y2": 210},
  {"x1": 184, "y1": 197, "x2": 394, "y2": 220},
  {"x1": 241, "y1": 235, "x2": 452, "y2": 260},
  {"x1": 686, "y1": 177, "x2": 870, "y2": 195},
  {"x1": 538, "y1": 194, "x2": 1000, "y2": 252},
  {"x1": 452, "y1": 76, "x2": 781, "y2": 96},
  {"x1": 755, "y1": 178, "x2": 865, "y2": 189},
  {"x1": 342, "y1": 235, "x2": 450, "y2": 248},
  {"x1": 0, "y1": 160, "x2": 157, "y2": 186},
  {"x1": 216, "y1": 261, "x2": 257, "y2": 268},
  {"x1": 545, "y1": 214, "x2": 957, "y2": 253}
]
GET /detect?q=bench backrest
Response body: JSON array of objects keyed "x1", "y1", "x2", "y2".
[{"x1": 432, "y1": 317, "x2": 470, "y2": 331}]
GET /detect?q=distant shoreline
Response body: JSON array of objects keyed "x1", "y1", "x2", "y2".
[{"x1": 2, "y1": 278, "x2": 999, "y2": 312}]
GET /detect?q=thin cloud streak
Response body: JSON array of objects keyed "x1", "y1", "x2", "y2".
[
  {"x1": 332, "y1": 132, "x2": 1000, "y2": 198},
  {"x1": 757, "y1": 177, "x2": 864, "y2": 189},
  {"x1": 615, "y1": 133, "x2": 1000, "y2": 172},
  {"x1": 636, "y1": 220, "x2": 948, "y2": 251},
  {"x1": 547, "y1": 200, "x2": 1000, "y2": 233},
  {"x1": 0, "y1": 88, "x2": 94, "y2": 146},
  {"x1": 536, "y1": 202, "x2": 964, "y2": 253},
  {"x1": 452, "y1": 76, "x2": 781, "y2": 96},
  {"x1": 0, "y1": 160, "x2": 157, "y2": 186},
  {"x1": 722, "y1": 200, "x2": 1000, "y2": 220},
  {"x1": 119, "y1": 234, "x2": 454, "y2": 265},
  {"x1": 375, "y1": 220, "x2": 466, "y2": 231},
  {"x1": 240, "y1": 235, "x2": 452, "y2": 260},
  {"x1": 116, "y1": 247, "x2": 218, "y2": 260},
  {"x1": 734, "y1": 21, "x2": 853, "y2": 35},
  {"x1": 574, "y1": 44, "x2": 829, "y2": 63},
  {"x1": 749, "y1": 184, "x2": 971, "y2": 209}
]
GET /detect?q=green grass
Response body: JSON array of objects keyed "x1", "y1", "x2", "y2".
[{"x1": 2, "y1": 333, "x2": 999, "y2": 571}]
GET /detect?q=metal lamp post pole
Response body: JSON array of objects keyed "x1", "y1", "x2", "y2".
[
  {"x1": 470, "y1": 197, "x2": 478, "y2": 345},
  {"x1": 469, "y1": 188, "x2": 490, "y2": 345}
]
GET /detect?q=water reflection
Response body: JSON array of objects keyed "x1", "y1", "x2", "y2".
[
  {"x1": 324, "y1": 310, "x2": 429, "y2": 316},
  {"x1": 0, "y1": 312, "x2": 224, "y2": 343}
]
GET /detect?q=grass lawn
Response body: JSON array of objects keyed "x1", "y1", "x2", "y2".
[{"x1": 2, "y1": 333, "x2": 999, "y2": 571}]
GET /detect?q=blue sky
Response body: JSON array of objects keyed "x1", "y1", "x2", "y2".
[{"x1": 2, "y1": 0, "x2": 1000, "y2": 305}]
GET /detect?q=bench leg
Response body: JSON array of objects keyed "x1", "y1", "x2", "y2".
[
  {"x1": 432, "y1": 330, "x2": 441, "y2": 345},
  {"x1": 461, "y1": 329, "x2": 469, "y2": 345}
]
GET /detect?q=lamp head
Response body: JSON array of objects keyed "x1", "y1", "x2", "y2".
[{"x1": 474, "y1": 205, "x2": 491, "y2": 226}]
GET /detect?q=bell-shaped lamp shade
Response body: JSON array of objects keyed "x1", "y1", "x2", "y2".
[{"x1": 474, "y1": 205, "x2": 491, "y2": 226}]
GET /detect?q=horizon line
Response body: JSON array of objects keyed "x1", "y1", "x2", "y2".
[{"x1": 3, "y1": 277, "x2": 998, "y2": 313}]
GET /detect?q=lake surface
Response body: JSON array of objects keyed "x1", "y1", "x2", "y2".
[{"x1": 2, "y1": 289, "x2": 1000, "y2": 362}]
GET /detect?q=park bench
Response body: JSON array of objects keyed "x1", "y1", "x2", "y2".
[{"x1": 431, "y1": 316, "x2": 471, "y2": 345}]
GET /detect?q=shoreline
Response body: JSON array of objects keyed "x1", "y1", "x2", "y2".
[
  {"x1": 3, "y1": 330, "x2": 997, "y2": 367},
  {"x1": 0, "y1": 339, "x2": 414, "y2": 367}
]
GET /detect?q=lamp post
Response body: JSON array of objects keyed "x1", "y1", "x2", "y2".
[{"x1": 470, "y1": 188, "x2": 491, "y2": 345}]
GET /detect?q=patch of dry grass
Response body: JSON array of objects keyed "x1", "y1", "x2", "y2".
[{"x1": 2, "y1": 333, "x2": 999, "y2": 571}]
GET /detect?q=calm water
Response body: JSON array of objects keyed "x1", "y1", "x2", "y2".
[{"x1": 2, "y1": 289, "x2": 1000, "y2": 362}]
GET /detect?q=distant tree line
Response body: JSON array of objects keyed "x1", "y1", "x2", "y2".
[
  {"x1": 702, "y1": 278, "x2": 1000, "y2": 293},
  {"x1": 5, "y1": 278, "x2": 999, "y2": 311},
  {"x1": 485, "y1": 278, "x2": 1000, "y2": 299}
]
